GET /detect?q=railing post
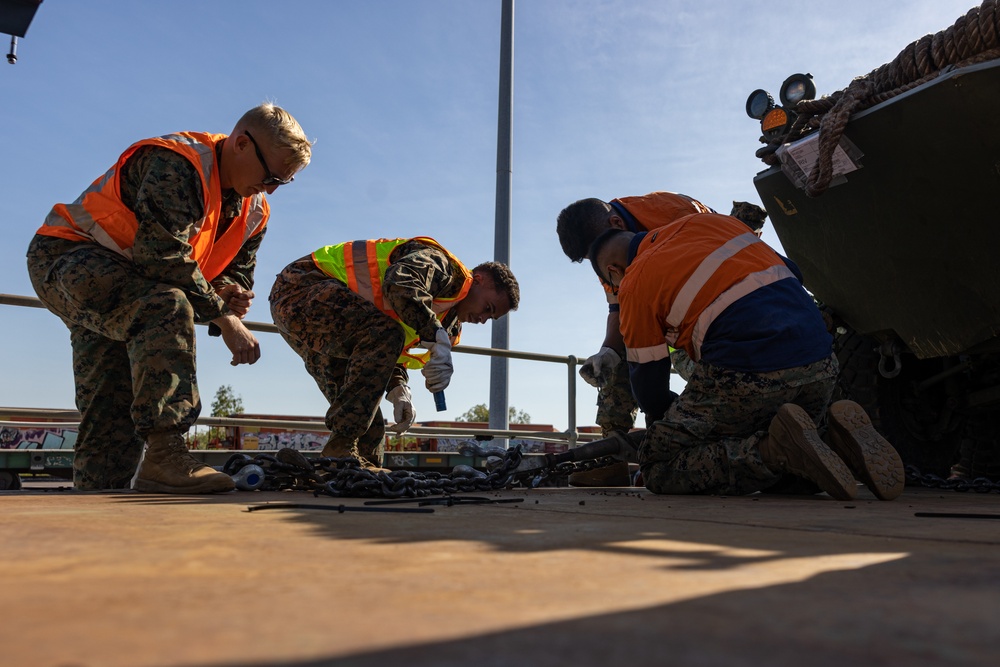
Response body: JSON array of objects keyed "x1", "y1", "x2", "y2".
[{"x1": 567, "y1": 354, "x2": 577, "y2": 448}]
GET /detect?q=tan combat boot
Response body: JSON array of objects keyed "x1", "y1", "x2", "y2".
[
  {"x1": 568, "y1": 461, "x2": 632, "y2": 487},
  {"x1": 568, "y1": 429, "x2": 643, "y2": 487},
  {"x1": 758, "y1": 404, "x2": 857, "y2": 500},
  {"x1": 824, "y1": 400, "x2": 905, "y2": 500},
  {"x1": 322, "y1": 438, "x2": 389, "y2": 472},
  {"x1": 133, "y1": 432, "x2": 235, "y2": 494}
]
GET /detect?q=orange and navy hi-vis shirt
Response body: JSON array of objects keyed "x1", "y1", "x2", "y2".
[
  {"x1": 611, "y1": 192, "x2": 714, "y2": 231},
  {"x1": 618, "y1": 212, "x2": 832, "y2": 418},
  {"x1": 602, "y1": 191, "x2": 713, "y2": 308}
]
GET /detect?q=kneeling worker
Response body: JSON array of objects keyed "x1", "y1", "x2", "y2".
[
  {"x1": 589, "y1": 213, "x2": 904, "y2": 500},
  {"x1": 269, "y1": 237, "x2": 519, "y2": 468}
]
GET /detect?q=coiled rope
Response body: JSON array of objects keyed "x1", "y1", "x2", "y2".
[{"x1": 762, "y1": 0, "x2": 1000, "y2": 196}]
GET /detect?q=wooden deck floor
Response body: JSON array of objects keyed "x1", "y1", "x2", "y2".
[{"x1": 2, "y1": 484, "x2": 998, "y2": 667}]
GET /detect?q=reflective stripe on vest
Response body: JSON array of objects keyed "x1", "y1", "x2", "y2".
[
  {"x1": 312, "y1": 237, "x2": 472, "y2": 368},
  {"x1": 36, "y1": 132, "x2": 267, "y2": 282},
  {"x1": 622, "y1": 214, "x2": 794, "y2": 363},
  {"x1": 665, "y1": 232, "x2": 761, "y2": 329},
  {"x1": 627, "y1": 341, "x2": 671, "y2": 364},
  {"x1": 602, "y1": 192, "x2": 714, "y2": 301},
  {"x1": 687, "y1": 264, "x2": 794, "y2": 359}
]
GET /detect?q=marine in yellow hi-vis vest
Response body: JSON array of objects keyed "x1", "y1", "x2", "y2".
[{"x1": 269, "y1": 237, "x2": 520, "y2": 468}]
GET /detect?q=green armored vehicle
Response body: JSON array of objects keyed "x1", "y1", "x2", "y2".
[{"x1": 746, "y1": 2, "x2": 1000, "y2": 479}]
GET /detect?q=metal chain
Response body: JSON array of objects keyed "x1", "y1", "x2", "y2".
[
  {"x1": 521, "y1": 456, "x2": 622, "y2": 488},
  {"x1": 224, "y1": 445, "x2": 524, "y2": 499},
  {"x1": 904, "y1": 465, "x2": 1000, "y2": 493}
]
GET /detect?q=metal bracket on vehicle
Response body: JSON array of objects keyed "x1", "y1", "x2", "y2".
[{"x1": 877, "y1": 340, "x2": 904, "y2": 379}]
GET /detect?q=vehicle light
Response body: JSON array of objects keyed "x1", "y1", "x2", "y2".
[
  {"x1": 779, "y1": 73, "x2": 816, "y2": 106},
  {"x1": 745, "y1": 89, "x2": 775, "y2": 120},
  {"x1": 761, "y1": 107, "x2": 792, "y2": 141}
]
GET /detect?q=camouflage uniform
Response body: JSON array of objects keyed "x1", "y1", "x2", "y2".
[
  {"x1": 729, "y1": 201, "x2": 768, "y2": 234},
  {"x1": 25, "y1": 146, "x2": 257, "y2": 490},
  {"x1": 269, "y1": 241, "x2": 465, "y2": 463},
  {"x1": 640, "y1": 354, "x2": 838, "y2": 495},
  {"x1": 595, "y1": 359, "x2": 638, "y2": 436}
]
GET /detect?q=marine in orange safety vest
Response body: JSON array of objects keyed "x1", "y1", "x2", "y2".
[
  {"x1": 26, "y1": 103, "x2": 313, "y2": 494},
  {"x1": 37, "y1": 131, "x2": 270, "y2": 283}
]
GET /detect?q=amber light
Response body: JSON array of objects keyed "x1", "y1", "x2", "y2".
[{"x1": 761, "y1": 108, "x2": 788, "y2": 132}]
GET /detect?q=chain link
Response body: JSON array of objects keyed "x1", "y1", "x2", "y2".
[
  {"x1": 224, "y1": 445, "x2": 525, "y2": 499},
  {"x1": 236, "y1": 450, "x2": 1000, "y2": 496},
  {"x1": 904, "y1": 465, "x2": 1000, "y2": 493},
  {"x1": 520, "y1": 456, "x2": 622, "y2": 488},
  {"x1": 224, "y1": 443, "x2": 632, "y2": 495}
]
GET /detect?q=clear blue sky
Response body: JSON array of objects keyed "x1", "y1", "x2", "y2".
[{"x1": 0, "y1": 0, "x2": 975, "y2": 431}]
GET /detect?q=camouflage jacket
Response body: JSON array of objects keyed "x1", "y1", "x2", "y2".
[
  {"x1": 383, "y1": 240, "x2": 466, "y2": 343},
  {"x1": 120, "y1": 145, "x2": 263, "y2": 322}
]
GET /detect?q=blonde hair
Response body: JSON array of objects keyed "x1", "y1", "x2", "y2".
[{"x1": 236, "y1": 102, "x2": 313, "y2": 170}]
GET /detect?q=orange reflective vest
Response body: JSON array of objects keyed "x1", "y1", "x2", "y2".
[
  {"x1": 36, "y1": 132, "x2": 269, "y2": 282},
  {"x1": 620, "y1": 213, "x2": 796, "y2": 363},
  {"x1": 311, "y1": 237, "x2": 472, "y2": 368},
  {"x1": 603, "y1": 191, "x2": 712, "y2": 301}
]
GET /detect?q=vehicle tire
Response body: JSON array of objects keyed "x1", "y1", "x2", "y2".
[
  {"x1": 0, "y1": 471, "x2": 22, "y2": 491},
  {"x1": 829, "y1": 317, "x2": 960, "y2": 476}
]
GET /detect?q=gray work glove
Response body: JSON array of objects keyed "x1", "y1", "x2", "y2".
[
  {"x1": 421, "y1": 328, "x2": 454, "y2": 393},
  {"x1": 579, "y1": 346, "x2": 621, "y2": 387},
  {"x1": 386, "y1": 385, "x2": 416, "y2": 434}
]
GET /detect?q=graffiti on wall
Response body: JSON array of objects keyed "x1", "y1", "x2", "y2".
[
  {"x1": 0, "y1": 425, "x2": 78, "y2": 450},
  {"x1": 244, "y1": 430, "x2": 326, "y2": 451},
  {"x1": 433, "y1": 437, "x2": 564, "y2": 454}
]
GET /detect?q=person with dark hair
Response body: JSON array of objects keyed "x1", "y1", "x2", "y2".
[
  {"x1": 587, "y1": 213, "x2": 904, "y2": 500},
  {"x1": 555, "y1": 192, "x2": 714, "y2": 485},
  {"x1": 26, "y1": 103, "x2": 313, "y2": 493},
  {"x1": 269, "y1": 237, "x2": 519, "y2": 469}
]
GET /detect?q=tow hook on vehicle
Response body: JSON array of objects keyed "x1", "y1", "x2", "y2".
[{"x1": 878, "y1": 340, "x2": 904, "y2": 379}]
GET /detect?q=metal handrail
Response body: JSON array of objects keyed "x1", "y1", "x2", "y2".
[
  {"x1": 0, "y1": 408, "x2": 601, "y2": 445},
  {"x1": 1, "y1": 293, "x2": 591, "y2": 448}
]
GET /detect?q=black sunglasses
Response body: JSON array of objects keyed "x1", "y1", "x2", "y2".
[{"x1": 244, "y1": 130, "x2": 293, "y2": 186}]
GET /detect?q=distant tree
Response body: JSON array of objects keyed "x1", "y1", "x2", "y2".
[
  {"x1": 456, "y1": 403, "x2": 531, "y2": 424},
  {"x1": 207, "y1": 385, "x2": 244, "y2": 446},
  {"x1": 186, "y1": 427, "x2": 209, "y2": 450},
  {"x1": 211, "y1": 385, "x2": 244, "y2": 417},
  {"x1": 456, "y1": 403, "x2": 489, "y2": 422},
  {"x1": 509, "y1": 407, "x2": 531, "y2": 424}
]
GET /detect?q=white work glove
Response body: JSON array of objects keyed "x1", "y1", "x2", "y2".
[
  {"x1": 386, "y1": 385, "x2": 416, "y2": 434},
  {"x1": 421, "y1": 328, "x2": 454, "y2": 393},
  {"x1": 579, "y1": 346, "x2": 621, "y2": 387}
]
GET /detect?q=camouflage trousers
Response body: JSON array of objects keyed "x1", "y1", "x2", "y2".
[
  {"x1": 640, "y1": 354, "x2": 838, "y2": 495},
  {"x1": 26, "y1": 236, "x2": 202, "y2": 490},
  {"x1": 269, "y1": 258, "x2": 404, "y2": 464},
  {"x1": 595, "y1": 349, "x2": 696, "y2": 435},
  {"x1": 595, "y1": 357, "x2": 638, "y2": 436}
]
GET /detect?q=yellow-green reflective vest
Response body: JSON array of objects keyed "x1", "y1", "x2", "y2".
[{"x1": 312, "y1": 237, "x2": 471, "y2": 368}]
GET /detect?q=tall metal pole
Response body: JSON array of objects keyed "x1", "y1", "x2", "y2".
[{"x1": 489, "y1": 0, "x2": 514, "y2": 440}]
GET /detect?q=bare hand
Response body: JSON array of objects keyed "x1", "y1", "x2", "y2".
[
  {"x1": 213, "y1": 315, "x2": 261, "y2": 366},
  {"x1": 215, "y1": 284, "x2": 255, "y2": 319}
]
